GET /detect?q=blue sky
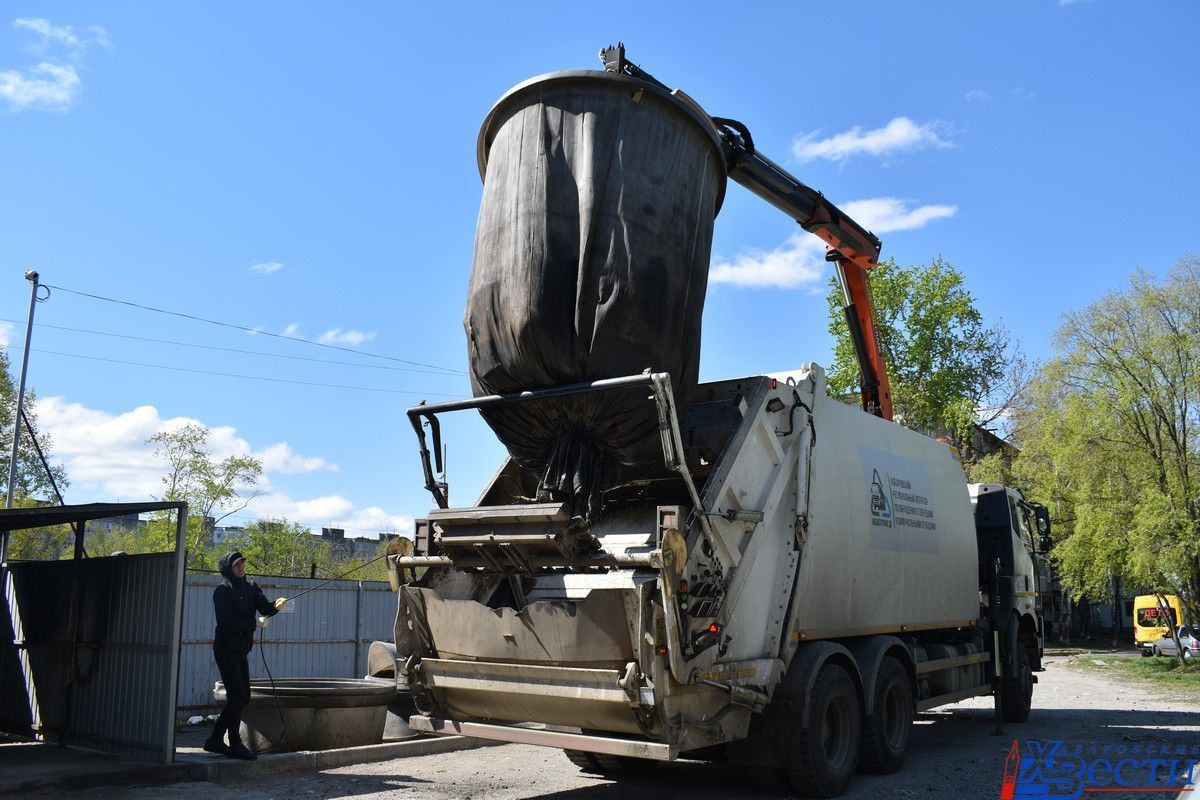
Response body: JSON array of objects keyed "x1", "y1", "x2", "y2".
[{"x1": 2, "y1": 2, "x2": 1197, "y2": 538}]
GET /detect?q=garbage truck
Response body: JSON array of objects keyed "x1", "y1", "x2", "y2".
[{"x1": 388, "y1": 45, "x2": 1047, "y2": 798}]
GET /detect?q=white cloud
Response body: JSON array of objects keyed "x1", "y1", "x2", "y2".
[
  {"x1": 13, "y1": 18, "x2": 79, "y2": 46},
  {"x1": 33, "y1": 402, "x2": 303, "y2": 496},
  {"x1": 338, "y1": 505, "x2": 411, "y2": 537},
  {"x1": 965, "y1": 89, "x2": 992, "y2": 103},
  {"x1": 840, "y1": 197, "x2": 957, "y2": 234},
  {"x1": 12, "y1": 18, "x2": 111, "y2": 50},
  {"x1": 710, "y1": 232, "x2": 826, "y2": 289},
  {"x1": 0, "y1": 321, "x2": 14, "y2": 348},
  {"x1": 35, "y1": 396, "x2": 401, "y2": 534},
  {"x1": 250, "y1": 261, "x2": 283, "y2": 275},
  {"x1": 0, "y1": 61, "x2": 80, "y2": 111},
  {"x1": 33, "y1": 407, "x2": 267, "y2": 498},
  {"x1": 36, "y1": 400, "x2": 171, "y2": 498},
  {"x1": 317, "y1": 328, "x2": 376, "y2": 347},
  {"x1": 249, "y1": 321, "x2": 374, "y2": 346},
  {"x1": 246, "y1": 492, "x2": 410, "y2": 537},
  {"x1": 87, "y1": 26, "x2": 113, "y2": 49},
  {"x1": 792, "y1": 117, "x2": 953, "y2": 163},
  {"x1": 254, "y1": 442, "x2": 336, "y2": 475},
  {"x1": 251, "y1": 491, "x2": 353, "y2": 523},
  {"x1": 3, "y1": 18, "x2": 110, "y2": 112},
  {"x1": 710, "y1": 197, "x2": 956, "y2": 290}
]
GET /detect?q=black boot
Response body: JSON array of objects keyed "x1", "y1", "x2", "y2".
[
  {"x1": 202, "y1": 731, "x2": 229, "y2": 756},
  {"x1": 227, "y1": 740, "x2": 257, "y2": 760}
]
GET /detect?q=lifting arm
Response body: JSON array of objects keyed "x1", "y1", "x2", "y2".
[{"x1": 601, "y1": 44, "x2": 893, "y2": 420}]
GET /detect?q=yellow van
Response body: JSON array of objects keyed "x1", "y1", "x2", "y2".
[{"x1": 1133, "y1": 594, "x2": 1183, "y2": 654}]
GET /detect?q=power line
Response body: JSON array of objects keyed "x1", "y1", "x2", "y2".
[
  {"x1": 42, "y1": 283, "x2": 468, "y2": 376},
  {"x1": 0, "y1": 317, "x2": 465, "y2": 377},
  {"x1": 31, "y1": 348, "x2": 468, "y2": 398}
]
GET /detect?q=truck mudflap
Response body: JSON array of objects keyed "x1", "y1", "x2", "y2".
[
  {"x1": 408, "y1": 715, "x2": 677, "y2": 760},
  {"x1": 414, "y1": 658, "x2": 648, "y2": 735}
]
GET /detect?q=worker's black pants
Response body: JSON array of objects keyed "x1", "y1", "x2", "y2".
[{"x1": 212, "y1": 644, "x2": 251, "y2": 744}]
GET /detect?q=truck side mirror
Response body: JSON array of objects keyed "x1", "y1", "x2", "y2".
[{"x1": 1034, "y1": 507, "x2": 1051, "y2": 552}]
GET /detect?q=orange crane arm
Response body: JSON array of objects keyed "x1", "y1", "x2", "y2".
[
  {"x1": 830, "y1": 255, "x2": 893, "y2": 420},
  {"x1": 707, "y1": 119, "x2": 894, "y2": 420}
]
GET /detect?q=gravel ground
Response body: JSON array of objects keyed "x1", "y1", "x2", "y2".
[{"x1": 49, "y1": 654, "x2": 1200, "y2": 800}]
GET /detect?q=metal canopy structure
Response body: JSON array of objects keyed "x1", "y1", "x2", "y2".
[
  {"x1": 0, "y1": 501, "x2": 188, "y2": 764},
  {"x1": 0, "y1": 501, "x2": 184, "y2": 535}
]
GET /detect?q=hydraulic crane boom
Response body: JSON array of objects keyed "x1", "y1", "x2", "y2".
[{"x1": 602, "y1": 44, "x2": 894, "y2": 420}]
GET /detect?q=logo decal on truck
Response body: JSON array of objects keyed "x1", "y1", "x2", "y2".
[{"x1": 859, "y1": 446, "x2": 938, "y2": 544}]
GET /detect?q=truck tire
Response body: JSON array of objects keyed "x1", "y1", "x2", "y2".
[
  {"x1": 785, "y1": 663, "x2": 861, "y2": 797},
  {"x1": 571, "y1": 730, "x2": 660, "y2": 774},
  {"x1": 563, "y1": 750, "x2": 601, "y2": 771},
  {"x1": 858, "y1": 656, "x2": 912, "y2": 774},
  {"x1": 1001, "y1": 642, "x2": 1033, "y2": 723}
]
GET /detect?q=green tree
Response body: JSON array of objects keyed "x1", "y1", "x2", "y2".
[
  {"x1": 3, "y1": 503, "x2": 73, "y2": 560},
  {"x1": 1012, "y1": 257, "x2": 1200, "y2": 623},
  {"x1": 77, "y1": 522, "x2": 174, "y2": 558},
  {"x1": 149, "y1": 423, "x2": 262, "y2": 569},
  {"x1": 963, "y1": 451, "x2": 1017, "y2": 485},
  {"x1": 827, "y1": 257, "x2": 1023, "y2": 458},
  {"x1": 1, "y1": 348, "x2": 69, "y2": 503},
  {"x1": 2, "y1": 347, "x2": 74, "y2": 560},
  {"x1": 228, "y1": 517, "x2": 321, "y2": 577},
  {"x1": 324, "y1": 539, "x2": 392, "y2": 583},
  {"x1": 223, "y1": 520, "x2": 393, "y2": 582}
]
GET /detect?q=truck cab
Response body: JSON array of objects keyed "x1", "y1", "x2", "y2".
[{"x1": 968, "y1": 484, "x2": 1045, "y2": 670}]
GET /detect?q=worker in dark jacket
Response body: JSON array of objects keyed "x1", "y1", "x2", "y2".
[{"x1": 204, "y1": 551, "x2": 287, "y2": 760}]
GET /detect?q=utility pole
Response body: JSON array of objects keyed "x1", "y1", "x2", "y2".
[
  {"x1": 5, "y1": 270, "x2": 40, "y2": 511},
  {"x1": 5, "y1": 268, "x2": 41, "y2": 506}
]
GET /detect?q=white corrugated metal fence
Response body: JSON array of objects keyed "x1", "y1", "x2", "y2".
[{"x1": 178, "y1": 573, "x2": 396, "y2": 711}]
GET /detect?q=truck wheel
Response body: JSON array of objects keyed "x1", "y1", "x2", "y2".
[
  {"x1": 573, "y1": 730, "x2": 661, "y2": 774},
  {"x1": 1001, "y1": 642, "x2": 1033, "y2": 723},
  {"x1": 786, "y1": 663, "x2": 861, "y2": 797},
  {"x1": 563, "y1": 750, "x2": 601, "y2": 772},
  {"x1": 858, "y1": 656, "x2": 912, "y2": 774}
]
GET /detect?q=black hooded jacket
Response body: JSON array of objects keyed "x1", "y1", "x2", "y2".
[{"x1": 213, "y1": 551, "x2": 278, "y2": 655}]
